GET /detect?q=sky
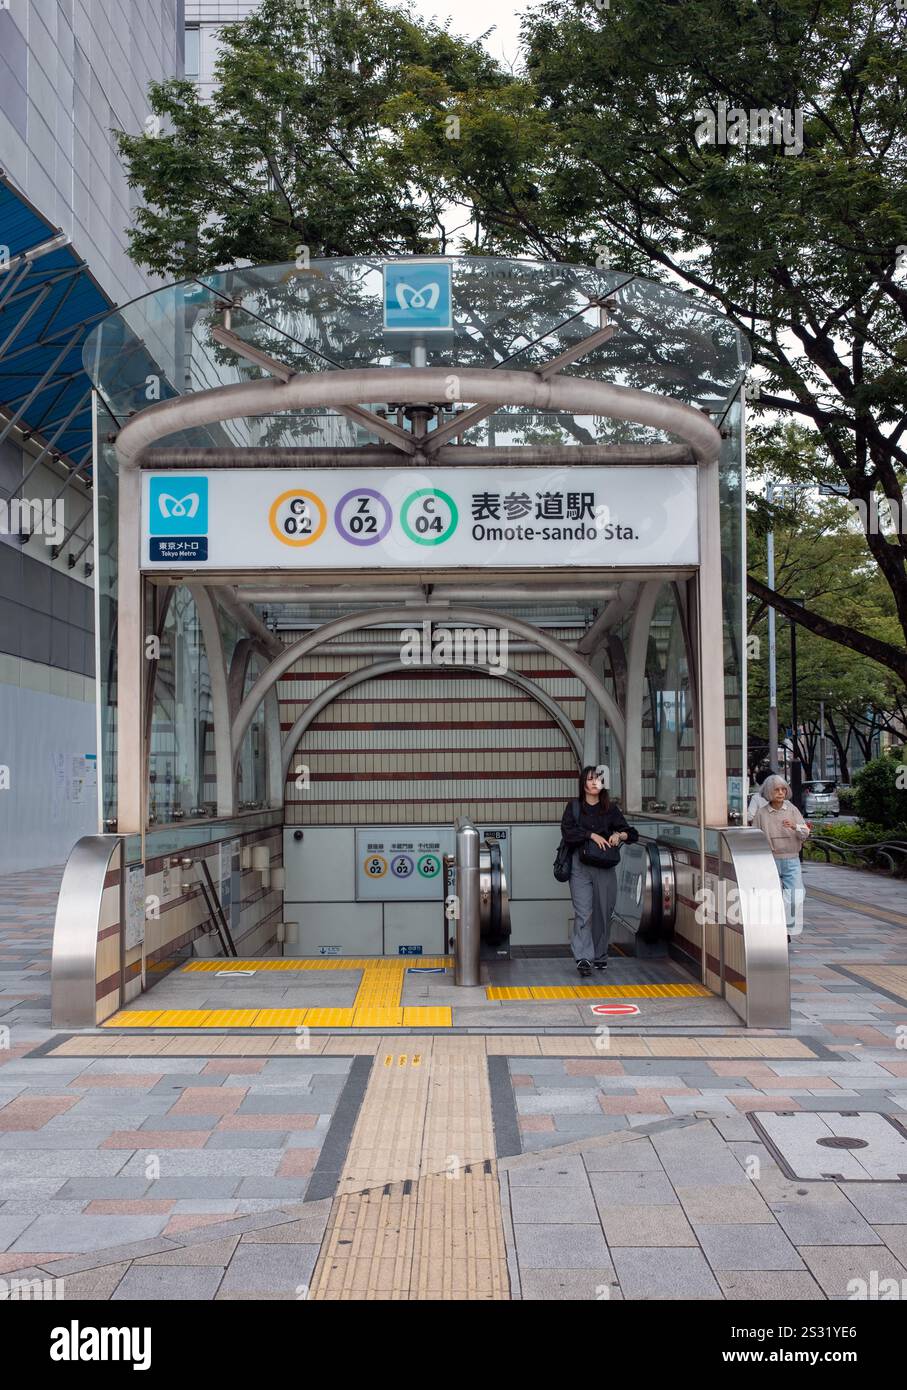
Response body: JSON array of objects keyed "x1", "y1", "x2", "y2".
[{"x1": 407, "y1": 0, "x2": 528, "y2": 69}]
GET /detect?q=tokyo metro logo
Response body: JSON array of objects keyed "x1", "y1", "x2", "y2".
[
  {"x1": 149, "y1": 477, "x2": 208, "y2": 535},
  {"x1": 383, "y1": 260, "x2": 452, "y2": 332}
]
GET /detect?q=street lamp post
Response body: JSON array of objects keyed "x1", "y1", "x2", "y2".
[{"x1": 790, "y1": 597, "x2": 804, "y2": 809}]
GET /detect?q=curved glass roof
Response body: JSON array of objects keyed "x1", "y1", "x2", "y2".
[{"x1": 83, "y1": 257, "x2": 750, "y2": 456}]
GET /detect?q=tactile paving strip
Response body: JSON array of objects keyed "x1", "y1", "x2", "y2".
[
  {"x1": 308, "y1": 1046, "x2": 508, "y2": 1300},
  {"x1": 486, "y1": 982, "x2": 711, "y2": 1001}
]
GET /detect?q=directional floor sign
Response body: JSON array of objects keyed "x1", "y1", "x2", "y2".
[{"x1": 590, "y1": 1003, "x2": 641, "y2": 1016}]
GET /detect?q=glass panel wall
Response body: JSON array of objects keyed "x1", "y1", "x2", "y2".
[{"x1": 147, "y1": 587, "x2": 215, "y2": 824}]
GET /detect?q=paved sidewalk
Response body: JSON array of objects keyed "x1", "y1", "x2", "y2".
[{"x1": 0, "y1": 861, "x2": 904, "y2": 1299}]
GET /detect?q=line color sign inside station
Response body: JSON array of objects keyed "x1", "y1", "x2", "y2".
[{"x1": 140, "y1": 466, "x2": 698, "y2": 570}]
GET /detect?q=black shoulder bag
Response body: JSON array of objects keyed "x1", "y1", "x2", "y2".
[{"x1": 553, "y1": 799, "x2": 581, "y2": 882}]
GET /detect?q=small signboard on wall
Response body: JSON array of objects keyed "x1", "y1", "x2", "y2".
[
  {"x1": 124, "y1": 865, "x2": 146, "y2": 951},
  {"x1": 355, "y1": 826, "x2": 510, "y2": 901}
]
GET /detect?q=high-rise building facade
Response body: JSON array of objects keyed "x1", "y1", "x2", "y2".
[{"x1": 0, "y1": 1, "x2": 183, "y2": 871}]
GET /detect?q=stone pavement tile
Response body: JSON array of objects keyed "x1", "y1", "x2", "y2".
[
  {"x1": 0, "y1": 1251, "x2": 69, "y2": 1273},
  {"x1": 717, "y1": 1270, "x2": 825, "y2": 1300},
  {"x1": 10, "y1": 1214, "x2": 172, "y2": 1253},
  {"x1": 711, "y1": 1114, "x2": 759, "y2": 1141},
  {"x1": 510, "y1": 1075, "x2": 534, "y2": 1087},
  {"x1": 240, "y1": 1208, "x2": 332, "y2": 1244},
  {"x1": 216, "y1": 1113, "x2": 318, "y2": 1130},
  {"x1": 598, "y1": 1095, "x2": 669, "y2": 1115},
  {"x1": 164, "y1": 1214, "x2": 238, "y2": 1236},
  {"x1": 651, "y1": 1125, "x2": 750, "y2": 1187},
  {"x1": 138, "y1": 1115, "x2": 219, "y2": 1131},
  {"x1": 730, "y1": 1094, "x2": 802, "y2": 1113},
  {"x1": 0, "y1": 1096, "x2": 79, "y2": 1129},
  {"x1": 589, "y1": 1170, "x2": 678, "y2": 1208},
  {"x1": 68, "y1": 1074, "x2": 163, "y2": 1089},
  {"x1": 83, "y1": 1200, "x2": 175, "y2": 1215},
  {"x1": 55, "y1": 1178, "x2": 151, "y2": 1199},
  {"x1": 204, "y1": 1132, "x2": 287, "y2": 1150},
  {"x1": 600, "y1": 1205, "x2": 696, "y2": 1248},
  {"x1": 510, "y1": 1184, "x2": 599, "y2": 1224},
  {"x1": 675, "y1": 1185, "x2": 774, "y2": 1224},
  {"x1": 517, "y1": 1091, "x2": 603, "y2": 1115},
  {"x1": 101, "y1": 1130, "x2": 210, "y2": 1149},
  {"x1": 236, "y1": 1096, "x2": 322, "y2": 1115},
  {"x1": 216, "y1": 1243, "x2": 320, "y2": 1295},
  {"x1": 171, "y1": 1087, "x2": 248, "y2": 1115},
  {"x1": 581, "y1": 1139, "x2": 664, "y2": 1172},
  {"x1": 276, "y1": 1149, "x2": 320, "y2": 1177},
  {"x1": 563, "y1": 1060, "x2": 627, "y2": 1076},
  {"x1": 839, "y1": 1184, "x2": 907, "y2": 1224},
  {"x1": 610, "y1": 1247, "x2": 722, "y2": 1299},
  {"x1": 57, "y1": 1262, "x2": 130, "y2": 1300},
  {"x1": 120, "y1": 1150, "x2": 281, "y2": 1178},
  {"x1": 0, "y1": 1214, "x2": 37, "y2": 1251},
  {"x1": 871, "y1": 1226, "x2": 907, "y2": 1265},
  {"x1": 695, "y1": 1222, "x2": 804, "y2": 1271},
  {"x1": 519, "y1": 1267, "x2": 619, "y2": 1300},
  {"x1": 514, "y1": 1222, "x2": 610, "y2": 1269},
  {"x1": 797, "y1": 1244, "x2": 907, "y2": 1296},
  {"x1": 235, "y1": 1178, "x2": 311, "y2": 1199},
  {"x1": 519, "y1": 1116, "x2": 555, "y2": 1133},
  {"x1": 646, "y1": 1038, "x2": 711, "y2": 1057},
  {"x1": 664, "y1": 1096, "x2": 738, "y2": 1116},
  {"x1": 136, "y1": 1236, "x2": 240, "y2": 1266},
  {"x1": 0, "y1": 1150, "x2": 127, "y2": 1177},
  {"x1": 766, "y1": 1185, "x2": 883, "y2": 1246},
  {"x1": 142, "y1": 1180, "x2": 240, "y2": 1199},
  {"x1": 507, "y1": 1155, "x2": 589, "y2": 1186},
  {"x1": 202, "y1": 1059, "x2": 266, "y2": 1075},
  {"x1": 0, "y1": 1131, "x2": 114, "y2": 1151},
  {"x1": 285, "y1": 1129, "x2": 329, "y2": 1148},
  {"x1": 484, "y1": 1037, "x2": 542, "y2": 1055},
  {"x1": 112, "y1": 1265, "x2": 224, "y2": 1300},
  {"x1": 554, "y1": 1116, "x2": 627, "y2": 1137}
]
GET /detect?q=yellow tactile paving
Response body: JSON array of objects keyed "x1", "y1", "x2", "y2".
[
  {"x1": 304, "y1": 1008, "x2": 355, "y2": 1028},
  {"x1": 199, "y1": 1010, "x2": 260, "y2": 1028},
  {"x1": 250, "y1": 1009, "x2": 310, "y2": 1028},
  {"x1": 750, "y1": 1038, "x2": 818, "y2": 1058},
  {"x1": 486, "y1": 982, "x2": 711, "y2": 1001},
  {"x1": 352, "y1": 1007, "x2": 405, "y2": 1028},
  {"x1": 309, "y1": 1044, "x2": 507, "y2": 1300},
  {"x1": 402, "y1": 1007, "x2": 453, "y2": 1028}
]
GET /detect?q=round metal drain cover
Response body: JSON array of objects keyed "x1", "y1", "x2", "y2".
[{"x1": 816, "y1": 1136, "x2": 869, "y2": 1150}]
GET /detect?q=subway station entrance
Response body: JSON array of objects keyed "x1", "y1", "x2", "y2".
[{"x1": 52, "y1": 257, "x2": 789, "y2": 1033}]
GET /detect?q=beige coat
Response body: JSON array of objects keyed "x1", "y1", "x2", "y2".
[{"x1": 752, "y1": 802, "x2": 809, "y2": 859}]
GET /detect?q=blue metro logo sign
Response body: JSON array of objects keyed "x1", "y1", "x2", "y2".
[{"x1": 383, "y1": 259, "x2": 453, "y2": 333}]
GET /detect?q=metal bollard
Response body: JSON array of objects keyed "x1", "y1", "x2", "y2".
[{"x1": 454, "y1": 816, "x2": 481, "y2": 987}]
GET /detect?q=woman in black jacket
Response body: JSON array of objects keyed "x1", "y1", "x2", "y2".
[{"x1": 561, "y1": 766, "x2": 638, "y2": 977}]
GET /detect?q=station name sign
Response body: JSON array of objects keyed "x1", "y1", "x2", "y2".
[{"x1": 140, "y1": 465, "x2": 699, "y2": 570}]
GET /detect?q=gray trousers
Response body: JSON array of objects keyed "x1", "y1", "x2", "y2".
[{"x1": 569, "y1": 856, "x2": 618, "y2": 961}]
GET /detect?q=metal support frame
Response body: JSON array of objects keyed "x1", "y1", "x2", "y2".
[
  {"x1": 51, "y1": 835, "x2": 123, "y2": 1028},
  {"x1": 233, "y1": 604, "x2": 625, "y2": 775},
  {"x1": 188, "y1": 585, "x2": 234, "y2": 816}
]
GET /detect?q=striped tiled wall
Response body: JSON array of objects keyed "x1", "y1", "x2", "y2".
[{"x1": 280, "y1": 634, "x2": 587, "y2": 827}]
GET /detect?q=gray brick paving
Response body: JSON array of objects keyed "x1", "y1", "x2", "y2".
[{"x1": 2, "y1": 861, "x2": 907, "y2": 1299}]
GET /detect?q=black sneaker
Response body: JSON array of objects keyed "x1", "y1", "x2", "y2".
[
  {"x1": 576, "y1": 958, "x2": 592, "y2": 977},
  {"x1": 593, "y1": 957, "x2": 608, "y2": 971}
]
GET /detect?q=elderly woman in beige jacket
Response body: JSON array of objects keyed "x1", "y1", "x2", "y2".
[{"x1": 752, "y1": 774, "x2": 811, "y2": 937}]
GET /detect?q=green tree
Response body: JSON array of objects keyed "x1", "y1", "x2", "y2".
[
  {"x1": 391, "y1": 0, "x2": 907, "y2": 680},
  {"x1": 115, "y1": 0, "x2": 501, "y2": 276}
]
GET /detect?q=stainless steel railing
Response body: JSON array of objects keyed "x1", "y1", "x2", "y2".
[{"x1": 51, "y1": 835, "x2": 124, "y2": 1029}]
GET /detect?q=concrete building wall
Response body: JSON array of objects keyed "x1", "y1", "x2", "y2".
[{"x1": 0, "y1": 0, "x2": 183, "y2": 305}]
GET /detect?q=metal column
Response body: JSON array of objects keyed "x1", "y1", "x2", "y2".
[{"x1": 454, "y1": 817, "x2": 481, "y2": 987}]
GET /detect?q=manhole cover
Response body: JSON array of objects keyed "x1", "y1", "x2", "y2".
[
  {"x1": 750, "y1": 1112, "x2": 907, "y2": 1180},
  {"x1": 816, "y1": 1136, "x2": 869, "y2": 1150}
]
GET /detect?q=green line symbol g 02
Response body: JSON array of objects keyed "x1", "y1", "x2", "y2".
[{"x1": 400, "y1": 488, "x2": 458, "y2": 546}]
